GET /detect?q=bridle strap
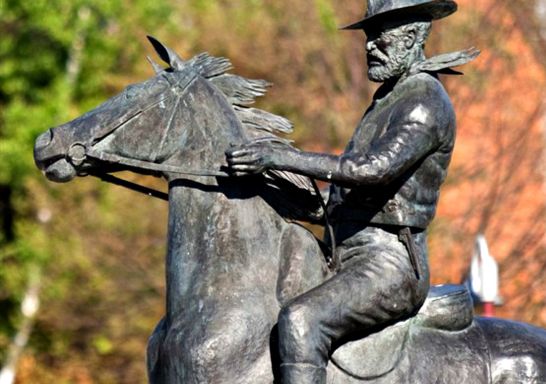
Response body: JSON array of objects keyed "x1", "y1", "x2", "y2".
[
  {"x1": 93, "y1": 173, "x2": 169, "y2": 201},
  {"x1": 310, "y1": 179, "x2": 340, "y2": 272},
  {"x1": 80, "y1": 71, "x2": 228, "y2": 199},
  {"x1": 86, "y1": 147, "x2": 229, "y2": 178}
]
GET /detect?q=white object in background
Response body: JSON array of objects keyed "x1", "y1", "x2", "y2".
[{"x1": 468, "y1": 235, "x2": 500, "y2": 316}]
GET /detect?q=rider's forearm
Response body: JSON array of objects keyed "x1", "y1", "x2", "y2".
[
  {"x1": 276, "y1": 151, "x2": 391, "y2": 186},
  {"x1": 275, "y1": 151, "x2": 341, "y2": 182}
]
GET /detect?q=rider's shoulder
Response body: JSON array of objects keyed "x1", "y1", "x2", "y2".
[
  {"x1": 393, "y1": 73, "x2": 455, "y2": 125},
  {"x1": 399, "y1": 72, "x2": 450, "y2": 99}
]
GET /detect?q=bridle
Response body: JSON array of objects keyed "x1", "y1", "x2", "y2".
[{"x1": 84, "y1": 146, "x2": 229, "y2": 178}]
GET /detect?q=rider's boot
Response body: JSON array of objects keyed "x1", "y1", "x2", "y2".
[{"x1": 280, "y1": 363, "x2": 326, "y2": 384}]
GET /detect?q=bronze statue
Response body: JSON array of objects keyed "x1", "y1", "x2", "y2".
[
  {"x1": 34, "y1": 1, "x2": 546, "y2": 383},
  {"x1": 226, "y1": 0, "x2": 478, "y2": 382}
]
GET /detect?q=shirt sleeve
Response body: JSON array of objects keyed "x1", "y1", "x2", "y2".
[{"x1": 337, "y1": 101, "x2": 441, "y2": 186}]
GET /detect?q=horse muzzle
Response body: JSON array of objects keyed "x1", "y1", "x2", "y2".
[
  {"x1": 34, "y1": 129, "x2": 77, "y2": 183},
  {"x1": 42, "y1": 158, "x2": 77, "y2": 183}
]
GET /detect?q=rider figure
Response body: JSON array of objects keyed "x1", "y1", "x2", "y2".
[{"x1": 227, "y1": 1, "x2": 478, "y2": 382}]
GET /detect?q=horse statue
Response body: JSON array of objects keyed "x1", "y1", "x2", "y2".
[{"x1": 34, "y1": 37, "x2": 546, "y2": 383}]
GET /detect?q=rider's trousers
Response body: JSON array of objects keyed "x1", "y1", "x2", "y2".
[{"x1": 277, "y1": 225, "x2": 430, "y2": 383}]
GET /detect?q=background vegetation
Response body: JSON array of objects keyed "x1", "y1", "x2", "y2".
[{"x1": 1, "y1": 0, "x2": 545, "y2": 382}]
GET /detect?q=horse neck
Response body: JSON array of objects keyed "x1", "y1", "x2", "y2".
[
  {"x1": 161, "y1": 77, "x2": 284, "y2": 318},
  {"x1": 164, "y1": 76, "x2": 247, "y2": 181},
  {"x1": 164, "y1": 182, "x2": 225, "y2": 312},
  {"x1": 164, "y1": 177, "x2": 285, "y2": 320}
]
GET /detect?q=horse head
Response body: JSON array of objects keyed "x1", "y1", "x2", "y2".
[{"x1": 34, "y1": 37, "x2": 290, "y2": 184}]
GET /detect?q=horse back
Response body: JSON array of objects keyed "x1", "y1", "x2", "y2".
[{"x1": 477, "y1": 317, "x2": 546, "y2": 383}]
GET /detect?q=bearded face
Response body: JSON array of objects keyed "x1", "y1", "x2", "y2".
[{"x1": 366, "y1": 25, "x2": 415, "y2": 83}]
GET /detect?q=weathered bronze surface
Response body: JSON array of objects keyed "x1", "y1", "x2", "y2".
[{"x1": 34, "y1": 1, "x2": 546, "y2": 383}]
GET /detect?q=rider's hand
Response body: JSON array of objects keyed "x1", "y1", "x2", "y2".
[{"x1": 225, "y1": 141, "x2": 288, "y2": 176}]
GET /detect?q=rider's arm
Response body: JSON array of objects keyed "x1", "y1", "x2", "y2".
[
  {"x1": 227, "y1": 76, "x2": 452, "y2": 186},
  {"x1": 274, "y1": 103, "x2": 442, "y2": 187}
]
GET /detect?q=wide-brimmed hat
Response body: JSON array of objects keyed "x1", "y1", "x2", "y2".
[{"x1": 342, "y1": 0, "x2": 457, "y2": 30}]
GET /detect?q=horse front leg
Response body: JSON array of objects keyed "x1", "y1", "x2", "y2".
[
  {"x1": 147, "y1": 317, "x2": 167, "y2": 383},
  {"x1": 158, "y1": 301, "x2": 278, "y2": 384}
]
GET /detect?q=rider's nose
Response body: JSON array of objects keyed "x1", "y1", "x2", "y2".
[
  {"x1": 35, "y1": 129, "x2": 53, "y2": 150},
  {"x1": 366, "y1": 40, "x2": 376, "y2": 52}
]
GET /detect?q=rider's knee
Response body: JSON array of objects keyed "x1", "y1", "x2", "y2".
[
  {"x1": 278, "y1": 301, "x2": 317, "y2": 340},
  {"x1": 278, "y1": 301, "x2": 330, "y2": 364}
]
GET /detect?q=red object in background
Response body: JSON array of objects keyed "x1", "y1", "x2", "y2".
[{"x1": 482, "y1": 302, "x2": 495, "y2": 317}]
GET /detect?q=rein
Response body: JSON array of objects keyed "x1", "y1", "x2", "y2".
[
  {"x1": 93, "y1": 173, "x2": 170, "y2": 201},
  {"x1": 310, "y1": 179, "x2": 340, "y2": 272},
  {"x1": 85, "y1": 147, "x2": 230, "y2": 178},
  {"x1": 81, "y1": 147, "x2": 229, "y2": 202}
]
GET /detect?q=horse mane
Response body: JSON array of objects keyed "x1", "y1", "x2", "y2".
[
  {"x1": 147, "y1": 36, "x2": 294, "y2": 138},
  {"x1": 186, "y1": 53, "x2": 323, "y2": 221},
  {"x1": 187, "y1": 52, "x2": 294, "y2": 137},
  {"x1": 147, "y1": 36, "x2": 322, "y2": 222}
]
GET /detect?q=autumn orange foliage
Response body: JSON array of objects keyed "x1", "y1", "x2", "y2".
[{"x1": 432, "y1": 0, "x2": 546, "y2": 325}]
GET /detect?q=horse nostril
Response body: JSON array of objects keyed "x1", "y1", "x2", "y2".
[{"x1": 35, "y1": 129, "x2": 53, "y2": 149}]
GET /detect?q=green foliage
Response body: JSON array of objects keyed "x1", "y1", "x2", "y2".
[
  {"x1": 315, "y1": 0, "x2": 338, "y2": 36},
  {"x1": 0, "y1": 0, "x2": 175, "y2": 379}
]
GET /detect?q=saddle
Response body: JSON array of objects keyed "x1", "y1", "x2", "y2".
[{"x1": 330, "y1": 284, "x2": 474, "y2": 379}]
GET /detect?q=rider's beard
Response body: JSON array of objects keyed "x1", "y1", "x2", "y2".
[{"x1": 367, "y1": 44, "x2": 410, "y2": 83}]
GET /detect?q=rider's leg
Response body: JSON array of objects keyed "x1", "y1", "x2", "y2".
[
  {"x1": 277, "y1": 227, "x2": 430, "y2": 384},
  {"x1": 279, "y1": 363, "x2": 326, "y2": 384}
]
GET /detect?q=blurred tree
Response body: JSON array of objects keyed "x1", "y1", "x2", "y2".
[
  {"x1": 0, "y1": 0, "x2": 175, "y2": 382},
  {"x1": 429, "y1": 0, "x2": 546, "y2": 325},
  {"x1": 0, "y1": 0, "x2": 544, "y2": 382}
]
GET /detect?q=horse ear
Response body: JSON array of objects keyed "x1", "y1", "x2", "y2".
[
  {"x1": 146, "y1": 56, "x2": 164, "y2": 74},
  {"x1": 147, "y1": 35, "x2": 185, "y2": 71}
]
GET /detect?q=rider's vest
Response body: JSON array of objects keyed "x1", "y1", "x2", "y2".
[{"x1": 328, "y1": 72, "x2": 456, "y2": 230}]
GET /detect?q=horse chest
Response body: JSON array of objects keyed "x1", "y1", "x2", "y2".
[{"x1": 165, "y1": 185, "x2": 283, "y2": 300}]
